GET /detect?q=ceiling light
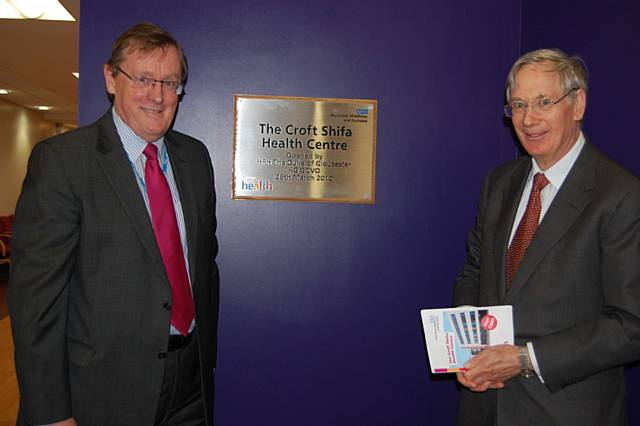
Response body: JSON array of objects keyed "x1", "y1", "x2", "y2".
[
  {"x1": 0, "y1": 0, "x2": 75, "y2": 21},
  {"x1": 72, "y1": 72, "x2": 79, "y2": 79},
  {"x1": 8, "y1": 0, "x2": 46, "y2": 18},
  {"x1": 0, "y1": 89, "x2": 10, "y2": 95},
  {"x1": 35, "y1": 105, "x2": 53, "y2": 111}
]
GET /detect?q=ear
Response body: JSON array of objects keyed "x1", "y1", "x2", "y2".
[
  {"x1": 572, "y1": 88, "x2": 587, "y2": 121},
  {"x1": 104, "y1": 64, "x2": 116, "y2": 95}
]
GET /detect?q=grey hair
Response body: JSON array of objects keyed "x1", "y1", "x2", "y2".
[{"x1": 505, "y1": 48, "x2": 588, "y2": 101}]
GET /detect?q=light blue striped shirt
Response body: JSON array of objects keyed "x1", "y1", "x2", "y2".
[{"x1": 111, "y1": 108, "x2": 194, "y2": 334}]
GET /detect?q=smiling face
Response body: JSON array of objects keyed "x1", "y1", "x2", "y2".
[
  {"x1": 510, "y1": 63, "x2": 586, "y2": 170},
  {"x1": 104, "y1": 46, "x2": 182, "y2": 142}
]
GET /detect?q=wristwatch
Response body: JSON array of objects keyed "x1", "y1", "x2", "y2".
[{"x1": 518, "y1": 346, "x2": 535, "y2": 379}]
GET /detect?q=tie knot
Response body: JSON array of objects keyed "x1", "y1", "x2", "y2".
[
  {"x1": 143, "y1": 143, "x2": 158, "y2": 160},
  {"x1": 533, "y1": 172, "x2": 549, "y2": 192}
]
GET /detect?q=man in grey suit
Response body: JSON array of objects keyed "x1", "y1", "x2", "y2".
[
  {"x1": 8, "y1": 23, "x2": 219, "y2": 425},
  {"x1": 453, "y1": 49, "x2": 640, "y2": 425}
]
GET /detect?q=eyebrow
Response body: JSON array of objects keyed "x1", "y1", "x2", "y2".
[
  {"x1": 511, "y1": 93, "x2": 552, "y2": 101},
  {"x1": 135, "y1": 69, "x2": 181, "y2": 81}
]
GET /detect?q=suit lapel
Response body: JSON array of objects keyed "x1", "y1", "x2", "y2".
[
  {"x1": 505, "y1": 143, "x2": 597, "y2": 302},
  {"x1": 165, "y1": 133, "x2": 199, "y2": 288},
  {"x1": 493, "y1": 161, "x2": 531, "y2": 302},
  {"x1": 94, "y1": 112, "x2": 167, "y2": 279}
]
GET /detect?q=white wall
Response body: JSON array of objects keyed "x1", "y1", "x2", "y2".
[{"x1": 0, "y1": 98, "x2": 65, "y2": 215}]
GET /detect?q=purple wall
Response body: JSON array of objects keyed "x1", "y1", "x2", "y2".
[
  {"x1": 521, "y1": 0, "x2": 640, "y2": 422},
  {"x1": 521, "y1": 0, "x2": 640, "y2": 174},
  {"x1": 80, "y1": 1, "x2": 520, "y2": 424}
]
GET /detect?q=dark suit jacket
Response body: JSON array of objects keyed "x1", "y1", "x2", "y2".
[
  {"x1": 453, "y1": 141, "x2": 640, "y2": 426},
  {"x1": 8, "y1": 111, "x2": 219, "y2": 425}
]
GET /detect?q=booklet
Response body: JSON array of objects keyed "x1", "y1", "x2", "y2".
[{"x1": 420, "y1": 305, "x2": 514, "y2": 373}]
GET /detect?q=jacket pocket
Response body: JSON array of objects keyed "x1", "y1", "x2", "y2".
[{"x1": 550, "y1": 248, "x2": 596, "y2": 264}]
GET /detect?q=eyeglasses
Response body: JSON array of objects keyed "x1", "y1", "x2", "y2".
[
  {"x1": 115, "y1": 66, "x2": 184, "y2": 95},
  {"x1": 504, "y1": 88, "x2": 578, "y2": 118}
]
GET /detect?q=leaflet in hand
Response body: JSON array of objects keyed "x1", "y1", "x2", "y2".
[{"x1": 420, "y1": 305, "x2": 514, "y2": 373}]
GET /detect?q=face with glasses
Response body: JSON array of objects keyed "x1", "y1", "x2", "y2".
[
  {"x1": 104, "y1": 46, "x2": 183, "y2": 142},
  {"x1": 508, "y1": 63, "x2": 586, "y2": 170}
]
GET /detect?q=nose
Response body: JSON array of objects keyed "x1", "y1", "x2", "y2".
[
  {"x1": 521, "y1": 105, "x2": 537, "y2": 127},
  {"x1": 147, "y1": 81, "x2": 164, "y2": 103}
]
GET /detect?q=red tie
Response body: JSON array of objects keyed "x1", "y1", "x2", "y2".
[
  {"x1": 505, "y1": 172, "x2": 550, "y2": 289},
  {"x1": 144, "y1": 143, "x2": 194, "y2": 335}
]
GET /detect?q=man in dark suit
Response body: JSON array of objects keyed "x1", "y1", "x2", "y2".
[
  {"x1": 453, "y1": 49, "x2": 640, "y2": 425},
  {"x1": 8, "y1": 23, "x2": 219, "y2": 425}
]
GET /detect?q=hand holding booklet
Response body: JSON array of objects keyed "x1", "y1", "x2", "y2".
[{"x1": 420, "y1": 305, "x2": 514, "y2": 373}]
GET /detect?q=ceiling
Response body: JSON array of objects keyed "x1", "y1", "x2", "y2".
[{"x1": 0, "y1": 0, "x2": 79, "y2": 128}]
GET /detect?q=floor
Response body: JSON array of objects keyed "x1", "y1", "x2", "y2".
[
  {"x1": 0, "y1": 266, "x2": 8, "y2": 319},
  {"x1": 0, "y1": 266, "x2": 19, "y2": 424}
]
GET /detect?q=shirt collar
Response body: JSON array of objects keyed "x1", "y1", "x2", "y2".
[
  {"x1": 112, "y1": 107, "x2": 165, "y2": 161},
  {"x1": 530, "y1": 131, "x2": 585, "y2": 189}
]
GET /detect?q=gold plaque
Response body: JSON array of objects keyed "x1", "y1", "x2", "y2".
[{"x1": 233, "y1": 95, "x2": 377, "y2": 203}]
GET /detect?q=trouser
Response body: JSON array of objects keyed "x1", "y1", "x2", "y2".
[{"x1": 155, "y1": 332, "x2": 205, "y2": 426}]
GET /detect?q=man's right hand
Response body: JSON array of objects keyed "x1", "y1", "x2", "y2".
[{"x1": 456, "y1": 344, "x2": 522, "y2": 392}]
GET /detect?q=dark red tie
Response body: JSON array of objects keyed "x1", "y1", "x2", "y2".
[
  {"x1": 505, "y1": 172, "x2": 550, "y2": 289},
  {"x1": 144, "y1": 143, "x2": 194, "y2": 335}
]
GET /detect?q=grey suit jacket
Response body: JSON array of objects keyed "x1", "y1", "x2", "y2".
[
  {"x1": 454, "y1": 141, "x2": 640, "y2": 426},
  {"x1": 8, "y1": 111, "x2": 219, "y2": 425}
]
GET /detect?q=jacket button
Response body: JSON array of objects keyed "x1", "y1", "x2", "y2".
[
  {"x1": 163, "y1": 302, "x2": 172, "y2": 310},
  {"x1": 158, "y1": 351, "x2": 167, "y2": 359}
]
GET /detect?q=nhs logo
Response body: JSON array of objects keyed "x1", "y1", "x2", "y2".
[
  {"x1": 241, "y1": 176, "x2": 273, "y2": 191},
  {"x1": 355, "y1": 107, "x2": 369, "y2": 116}
]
